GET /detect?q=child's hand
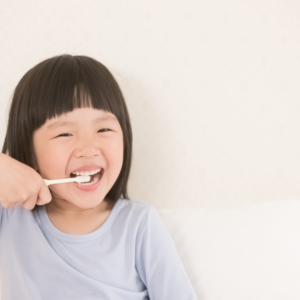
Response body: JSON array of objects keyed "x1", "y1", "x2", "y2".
[{"x1": 0, "y1": 153, "x2": 52, "y2": 210}]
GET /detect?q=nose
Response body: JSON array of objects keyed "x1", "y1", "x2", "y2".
[{"x1": 74, "y1": 135, "x2": 101, "y2": 158}]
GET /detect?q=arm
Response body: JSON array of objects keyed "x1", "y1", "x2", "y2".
[
  {"x1": 0, "y1": 152, "x2": 52, "y2": 210},
  {"x1": 135, "y1": 206, "x2": 199, "y2": 300}
]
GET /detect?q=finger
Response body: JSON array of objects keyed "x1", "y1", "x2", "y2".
[
  {"x1": 23, "y1": 194, "x2": 38, "y2": 210},
  {"x1": 36, "y1": 185, "x2": 52, "y2": 205}
]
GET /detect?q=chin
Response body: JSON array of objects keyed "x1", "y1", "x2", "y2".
[{"x1": 72, "y1": 198, "x2": 105, "y2": 210}]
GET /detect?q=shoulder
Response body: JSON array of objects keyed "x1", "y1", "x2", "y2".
[
  {"x1": 119, "y1": 198, "x2": 157, "y2": 221},
  {"x1": 115, "y1": 198, "x2": 162, "y2": 233}
]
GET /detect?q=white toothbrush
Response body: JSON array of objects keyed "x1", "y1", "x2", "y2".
[{"x1": 43, "y1": 175, "x2": 91, "y2": 186}]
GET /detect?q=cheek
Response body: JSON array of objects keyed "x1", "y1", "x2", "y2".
[
  {"x1": 107, "y1": 139, "x2": 124, "y2": 172},
  {"x1": 36, "y1": 144, "x2": 68, "y2": 177}
]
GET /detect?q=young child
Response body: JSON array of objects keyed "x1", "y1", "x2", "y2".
[{"x1": 0, "y1": 54, "x2": 198, "y2": 300}]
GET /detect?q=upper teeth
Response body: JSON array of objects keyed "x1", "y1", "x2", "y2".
[{"x1": 72, "y1": 168, "x2": 101, "y2": 176}]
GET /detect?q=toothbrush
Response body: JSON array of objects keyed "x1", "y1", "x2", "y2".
[{"x1": 43, "y1": 175, "x2": 91, "y2": 186}]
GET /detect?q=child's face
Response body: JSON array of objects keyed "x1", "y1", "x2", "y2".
[{"x1": 33, "y1": 107, "x2": 123, "y2": 210}]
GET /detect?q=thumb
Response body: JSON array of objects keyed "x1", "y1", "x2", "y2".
[{"x1": 36, "y1": 185, "x2": 52, "y2": 205}]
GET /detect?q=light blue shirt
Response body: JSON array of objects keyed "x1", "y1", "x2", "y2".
[{"x1": 0, "y1": 198, "x2": 198, "y2": 300}]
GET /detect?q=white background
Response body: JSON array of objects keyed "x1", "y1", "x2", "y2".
[{"x1": 0, "y1": 0, "x2": 300, "y2": 209}]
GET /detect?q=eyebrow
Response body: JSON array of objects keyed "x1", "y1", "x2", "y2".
[{"x1": 47, "y1": 116, "x2": 117, "y2": 130}]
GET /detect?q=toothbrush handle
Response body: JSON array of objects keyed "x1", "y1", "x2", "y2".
[
  {"x1": 44, "y1": 178, "x2": 77, "y2": 186},
  {"x1": 43, "y1": 176, "x2": 90, "y2": 186}
]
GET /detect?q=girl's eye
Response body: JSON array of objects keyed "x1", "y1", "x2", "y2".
[
  {"x1": 98, "y1": 128, "x2": 111, "y2": 133},
  {"x1": 57, "y1": 129, "x2": 111, "y2": 137},
  {"x1": 58, "y1": 133, "x2": 72, "y2": 137}
]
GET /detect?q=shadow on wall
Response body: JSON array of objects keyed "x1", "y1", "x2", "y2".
[{"x1": 111, "y1": 69, "x2": 165, "y2": 205}]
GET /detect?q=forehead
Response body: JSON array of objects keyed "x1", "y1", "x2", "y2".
[{"x1": 45, "y1": 108, "x2": 118, "y2": 129}]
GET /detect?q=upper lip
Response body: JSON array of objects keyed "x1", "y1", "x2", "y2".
[{"x1": 70, "y1": 165, "x2": 103, "y2": 175}]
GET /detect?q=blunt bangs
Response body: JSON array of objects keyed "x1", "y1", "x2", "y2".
[{"x1": 2, "y1": 54, "x2": 132, "y2": 202}]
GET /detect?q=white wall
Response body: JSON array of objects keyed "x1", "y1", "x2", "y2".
[{"x1": 1, "y1": 0, "x2": 300, "y2": 209}]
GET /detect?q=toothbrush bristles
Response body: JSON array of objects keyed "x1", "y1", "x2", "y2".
[{"x1": 76, "y1": 175, "x2": 91, "y2": 183}]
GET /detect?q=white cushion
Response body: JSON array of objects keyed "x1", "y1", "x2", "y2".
[{"x1": 157, "y1": 199, "x2": 300, "y2": 300}]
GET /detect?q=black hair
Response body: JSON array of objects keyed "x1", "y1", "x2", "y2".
[{"x1": 2, "y1": 54, "x2": 132, "y2": 203}]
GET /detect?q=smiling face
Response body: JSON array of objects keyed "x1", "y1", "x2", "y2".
[{"x1": 32, "y1": 107, "x2": 123, "y2": 211}]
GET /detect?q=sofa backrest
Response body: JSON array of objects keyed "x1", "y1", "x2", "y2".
[{"x1": 157, "y1": 199, "x2": 300, "y2": 300}]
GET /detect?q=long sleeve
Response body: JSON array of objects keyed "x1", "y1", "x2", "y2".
[
  {"x1": 135, "y1": 206, "x2": 198, "y2": 300},
  {"x1": 0, "y1": 203, "x2": 13, "y2": 237}
]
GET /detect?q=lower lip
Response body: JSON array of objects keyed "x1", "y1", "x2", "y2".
[{"x1": 73, "y1": 175, "x2": 102, "y2": 192}]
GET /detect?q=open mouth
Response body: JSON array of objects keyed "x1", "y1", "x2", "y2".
[{"x1": 70, "y1": 169, "x2": 104, "y2": 185}]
